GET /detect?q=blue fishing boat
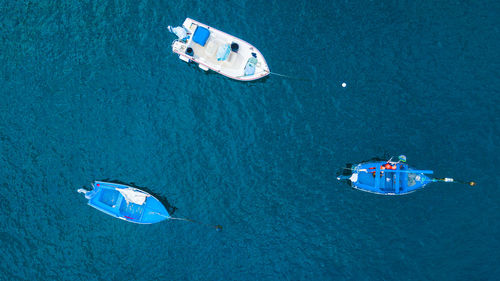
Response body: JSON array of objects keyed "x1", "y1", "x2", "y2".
[
  {"x1": 77, "y1": 181, "x2": 170, "y2": 224},
  {"x1": 337, "y1": 155, "x2": 475, "y2": 195}
]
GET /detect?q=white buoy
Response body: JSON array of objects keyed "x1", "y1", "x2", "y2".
[{"x1": 342, "y1": 82, "x2": 347, "y2": 88}]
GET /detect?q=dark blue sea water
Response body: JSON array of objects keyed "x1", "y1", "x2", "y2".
[{"x1": 1, "y1": 1, "x2": 499, "y2": 280}]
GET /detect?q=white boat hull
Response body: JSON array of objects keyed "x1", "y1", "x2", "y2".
[{"x1": 171, "y1": 18, "x2": 270, "y2": 81}]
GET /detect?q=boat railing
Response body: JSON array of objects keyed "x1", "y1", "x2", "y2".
[{"x1": 360, "y1": 169, "x2": 434, "y2": 174}]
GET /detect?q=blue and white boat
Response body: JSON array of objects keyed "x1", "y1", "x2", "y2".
[
  {"x1": 337, "y1": 155, "x2": 475, "y2": 195},
  {"x1": 169, "y1": 18, "x2": 270, "y2": 81},
  {"x1": 77, "y1": 181, "x2": 170, "y2": 224}
]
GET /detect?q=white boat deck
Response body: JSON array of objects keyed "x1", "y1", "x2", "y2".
[
  {"x1": 189, "y1": 38, "x2": 245, "y2": 72},
  {"x1": 171, "y1": 18, "x2": 269, "y2": 81}
]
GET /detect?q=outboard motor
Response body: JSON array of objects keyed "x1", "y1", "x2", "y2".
[
  {"x1": 168, "y1": 25, "x2": 188, "y2": 40},
  {"x1": 77, "y1": 188, "x2": 93, "y2": 199}
]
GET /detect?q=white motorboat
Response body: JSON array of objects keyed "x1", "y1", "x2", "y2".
[{"x1": 169, "y1": 18, "x2": 270, "y2": 81}]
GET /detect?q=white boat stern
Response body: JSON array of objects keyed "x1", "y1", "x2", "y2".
[{"x1": 179, "y1": 55, "x2": 190, "y2": 63}]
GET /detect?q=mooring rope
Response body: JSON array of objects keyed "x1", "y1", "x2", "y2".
[
  {"x1": 263, "y1": 69, "x2": 311, "y2": 81},
  {"x1": 170, "y1": 217, "x2": 223, "y2": 231}
]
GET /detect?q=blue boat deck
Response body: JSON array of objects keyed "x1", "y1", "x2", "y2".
[
  {"x1": 85, "y1": 182, "x2": 170, "y2": 224},
  {"x1": 353, "y1": 162, "x2": 432, "y2": 195}
]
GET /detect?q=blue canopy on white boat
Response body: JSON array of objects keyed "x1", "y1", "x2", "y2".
[{"x1": 193, "y1": 26, "x2": 210, "y2": 46}]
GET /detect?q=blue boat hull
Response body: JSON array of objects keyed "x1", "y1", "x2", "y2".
[
  {"x1": 338, "y1": 161, "x2": 433, "y2": 195},
  {"x1": 79, "y1": 181, "x2": 170, "y2": 224}
]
